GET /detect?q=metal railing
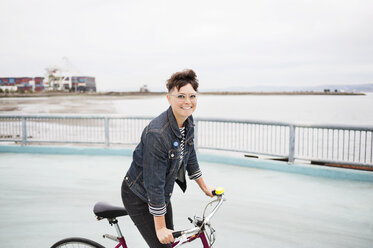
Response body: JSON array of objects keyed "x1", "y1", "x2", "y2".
[
  {"x1": 195, "y1": 118, "x2": 292, "y2": 159},
  {"x1": 0, "y1": 115, "x2": 372, "y2": 167},
  {"x1": 294, "y1": 124, "x2": 373, "y2": 167},
  {"x1": 0, "y1": 115, "x2": 152, "y2": 146}
]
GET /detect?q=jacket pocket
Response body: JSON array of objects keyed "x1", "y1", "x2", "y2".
[{"x1": 168, "y1": 148, "x2": 181, "y2": 160}]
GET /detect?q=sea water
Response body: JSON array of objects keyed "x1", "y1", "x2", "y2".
[
  {"x1": 112, "y1": 93, "x2": 373, "y2": 126},
  {"x1": 1, "y1": 93, "x2": 373, "y2": 126}
]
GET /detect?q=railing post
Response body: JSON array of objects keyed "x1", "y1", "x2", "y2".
[
  {"x1": 288, "y1": 124, "x2": 295, "y2": 163},
  {"x1": 104, "y1": 117, "x2": 110, "y2": 147},
  {"x1": 21, "y1": 117, "x2": 27, "y2": 146}
]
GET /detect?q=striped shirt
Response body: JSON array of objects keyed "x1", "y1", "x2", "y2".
[
  {"x1": 180, "y1": 127, "x2": 202, "y2": 181},
  {"x1": 179, "y1": 127, "x2": 185, "y2": 161}
]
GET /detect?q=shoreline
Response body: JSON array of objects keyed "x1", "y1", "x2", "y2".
[{"x1": 0, "y1": 91, "x2": 366, "y2": 98}]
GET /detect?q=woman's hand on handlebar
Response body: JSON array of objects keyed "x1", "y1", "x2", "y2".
[
  {"x1": 156, "y1": 227, "x2": 174, "y2": 244},
  {"x1": 203, "y1": 186, "x2": 214, "y2": 197}
]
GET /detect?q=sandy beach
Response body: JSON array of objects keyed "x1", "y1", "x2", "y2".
[{"x1": 0, "y1": 95, "x2": 160, "y2": 115}]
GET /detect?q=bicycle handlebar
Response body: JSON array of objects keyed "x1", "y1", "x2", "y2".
[
  {"x1": 172, "y1": 189, "x2": 225, "y2": 239},
  {"x1": 203, "y1": 193, "x2": 225, "y2": 224},
  {"x1": 172, "y1": 227, "x2": 201, "y2": 238}
]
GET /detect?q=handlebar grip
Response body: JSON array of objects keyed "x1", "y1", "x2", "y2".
[
  {"x1": 172, "y1": 231, "x2": 182, "y2": 238},
  {"x1": 212, "y1": 187, "x2": 225, "y2": 196}
]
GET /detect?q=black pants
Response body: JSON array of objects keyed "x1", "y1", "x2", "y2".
[{"x1": 121, "y1": 179, "x2": 174, "y2": 248}]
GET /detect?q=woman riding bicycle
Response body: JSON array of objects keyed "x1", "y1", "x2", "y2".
[{"x1": 121, "y1": 69, "x2": 214, "y2": 248}]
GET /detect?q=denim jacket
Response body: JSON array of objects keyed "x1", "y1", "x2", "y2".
[{"x1": 124, "y1": 106, "x2": 202, "y2": 216}]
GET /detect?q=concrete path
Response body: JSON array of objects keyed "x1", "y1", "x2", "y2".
[{"x1": 0, "y1": 153, "x2": 372, "y2": 247}]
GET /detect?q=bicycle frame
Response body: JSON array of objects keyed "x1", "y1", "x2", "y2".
[
  {"x1": 172, "y1": 231, "x2": 210, "y2": 247},
  {"x1": 102, "y1": 193, "x2": 225, "y2": 248},
  {"x1": 107, "y1": 212, "x2": 213, "y2": 248},
  {"x1": 108, "y1": 232, "x2": 209, "y2": 248},
  {"x1": 108, "y1": 221, "x2": 211, "y2": 248},
  {"x1": 102, "y1": 219, "x2": 129, "y2": 248},
  {"x1": 116, "y1": 237, "x2": 127, "y2": 248}
]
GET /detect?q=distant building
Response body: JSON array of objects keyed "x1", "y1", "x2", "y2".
[
  {"x1": 1, "y1": 75, "x2": 96, "y2": 93},
  {"x1": 139, "y1": 84, "x2": 149, "y2": 93},
  {"x1": 0, "y1": 77, "x2": 45, "y2": 92},
  {"x1": 71, "y1": 76, "x2": 96, "y2": 92},
  {"x1": 44, "y1": 74, "x2": 96, "y2": 92}
]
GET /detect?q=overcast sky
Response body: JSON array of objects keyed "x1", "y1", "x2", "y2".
[{"x1": 0, "y1": 0, "x2": 372, "y2": 91}]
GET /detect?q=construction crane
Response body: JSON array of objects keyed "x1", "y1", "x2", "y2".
[{"x1": 45, "y1": 57, "x2": 82, "y2": 91}]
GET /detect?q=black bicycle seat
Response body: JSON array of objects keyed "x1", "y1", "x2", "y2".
[{"x1": 93, "y1": 202, "x2": 128, "y2": 219}]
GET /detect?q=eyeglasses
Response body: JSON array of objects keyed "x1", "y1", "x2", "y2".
[{"x1": 170, "y1": 93, "x2": 198, "y2": 102}]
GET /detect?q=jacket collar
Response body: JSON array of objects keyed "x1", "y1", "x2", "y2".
[{"x1": 167, "y1": 106, "x2": 194, "y2": 138}]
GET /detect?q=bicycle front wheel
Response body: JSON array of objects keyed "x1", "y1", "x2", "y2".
[{"x1": 51, "y1": 237, "x2": 105, "y2": 248}]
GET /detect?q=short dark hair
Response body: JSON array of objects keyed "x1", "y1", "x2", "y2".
[{"x1": 166, "y1": 69, "x2": 199, "y2": 92}]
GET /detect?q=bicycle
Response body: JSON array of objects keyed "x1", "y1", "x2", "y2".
[{"x1": 50, "y1": 188, "x2": 226, "y2": 248}]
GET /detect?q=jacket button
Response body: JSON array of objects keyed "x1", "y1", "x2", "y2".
[
  {"x1": 125, "y1": 176, "x2": 128, "y2": 180},
  {"x1": 171, "y1": 154, "x2": 174, "y2": 158}
]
